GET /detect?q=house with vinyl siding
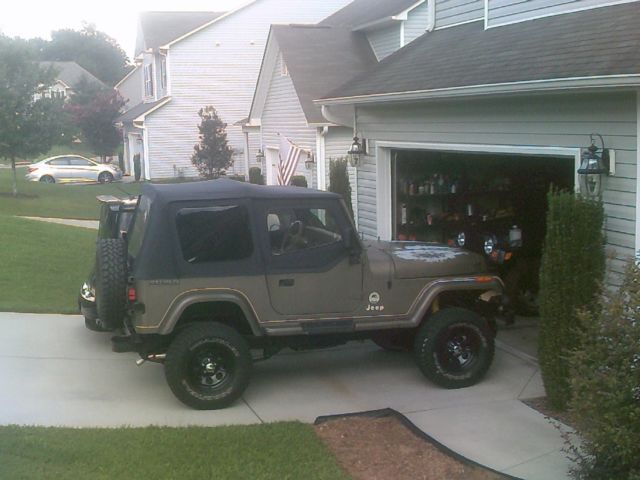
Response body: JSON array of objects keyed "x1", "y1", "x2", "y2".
[
  {"x1": 114, "y1": 1, "x2": 354, "y2": 181},
  {"x1": 245, "y1": 0, "x2": 434, "y2": 224},
  {"x1": 316, "y1": 0, "x2": 640, "y2": 286}
]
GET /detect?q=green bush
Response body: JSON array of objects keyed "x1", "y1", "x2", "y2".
[
  {"x1": 249, "y1": 167, "x2": 264, "y2": 185},
  {"x1": 133, "y1": 153, "x2": 141, "y2": 181},
  {"x1": 328, "y1": 158, "x2": 353, "y2": 218},
  {"x1": 568, "y1": 260, "x2": 640, "y2": 480},
  {"x1": 538, "y1": 190, "x2": 605, "y2": 410},
  {"x1": 290, "y1": 175, "x2": 308, "y2": 188}
]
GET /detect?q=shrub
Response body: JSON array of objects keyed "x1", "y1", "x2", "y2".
[
  {"x1": 538, "y1": 190, "x2": 605, "y2": 410},
  {"x1": 328, "y1": 158, "x2": 353, "y2": 218},
  {"x1": 290, "y1": 175, "x2": 308, "y2": 188},
  {"x1": 249, "y1": 167, "x2": 264, "y2": 185},
  {"x1": 568, "y1": 260, "x2": 640, "y2": 480},
  {"x1": 133, "y1": 153, "x2": 141, "y2": 181}
]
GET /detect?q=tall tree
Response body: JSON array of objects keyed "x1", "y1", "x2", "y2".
[
  {"x1": 65, "y1": 83, "x2": 126, "y2": 160},
  {"x1": 0, "y1": 36, "x2": 65, "y2": 195},
  {"x1": 191, "y1": 106, "x2": 234, "y2": 179},
  {"x1": 42, "y1": 24, "x2": 129, "y2": 86}
]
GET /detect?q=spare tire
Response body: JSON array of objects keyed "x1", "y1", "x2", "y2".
[{"x1": 95, "y1": 238, "x2": 128, "y2": 329}]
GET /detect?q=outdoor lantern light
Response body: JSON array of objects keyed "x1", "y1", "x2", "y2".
[
  {"x1": 347, "y1": 136, "x2": 364, "y2": 168},
  {"x1": 578, "y1": 133, "x2": 610, "y2": 198},
  {"x1": 304, "y1": 150, "x2": 315, "y2": 169},
  {"x1": 255, "y1": 149, "x2": 265, "y2": 163}
]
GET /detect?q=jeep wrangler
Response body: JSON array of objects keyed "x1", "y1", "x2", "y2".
[{"x1": 87, "y1": 179, "x2": 505, "y2": 410}]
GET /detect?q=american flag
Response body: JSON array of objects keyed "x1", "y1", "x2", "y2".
[{"x1": 277, "y1": 135, "x2": 303, "y2": 186}]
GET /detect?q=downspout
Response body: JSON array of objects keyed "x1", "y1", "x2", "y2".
[
  {"x1": 243, "y1": 130, "x2": 251, "y2": 179},
  {"x1": 427, "y1": 0, "x2": 436, "y2": 32},
  {"x1": 316, "y1": 126, "x2": 329, "y2": 190}
]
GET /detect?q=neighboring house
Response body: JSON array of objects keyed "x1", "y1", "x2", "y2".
[
  {"x1": 115, "y1": 1, "x2": 354, "y2": 181},
  {"x1": 36, "y1": 61, "x2": 106, "y2": 101},
  {"x1": 317, "y1": 0, "x2": 640, "y2": 286}
]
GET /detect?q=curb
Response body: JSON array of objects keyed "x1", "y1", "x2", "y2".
[{"x1": 315, "y1": 407, "x2": 524, "y2": 480}]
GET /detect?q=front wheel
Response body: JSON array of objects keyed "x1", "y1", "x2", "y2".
[
  {"x1": 98, "y1": 171, "x2": 114, "y2": 184},
  {"x1": 40, "y1": 175, "x2": 55, "y2": 184},
  {"x1": 414, "y1": 308, "x2": 494, "y2": 389},
  {"x1": 164, "y1": 323, "x2": 252, "y2": 410}
]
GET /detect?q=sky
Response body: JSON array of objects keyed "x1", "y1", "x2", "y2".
[{"x1": 0, "y1": 0, "x2": 249, "y2": 60}]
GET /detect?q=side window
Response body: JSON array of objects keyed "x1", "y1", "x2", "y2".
[
  {"x1": 176, "y1": 205, "x2": 253, "y2": 264},
  {"x1": 69, "y1": 158, "x2": 91, "y2": 166},
  {"x1": 47, "y1": 158, "x2": 70, "y2": 166},
  {"x1": 267, "y1": 207, "x2": 342, "y2": 255}
]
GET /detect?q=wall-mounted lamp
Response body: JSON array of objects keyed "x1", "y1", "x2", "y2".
[
  {"x1": 578, "y1": 133, "x2": 610, "y2": 198},
  {"x1": 255, "y1": 149, "x2": 265, "y2": 163},
  {"x1": 304, "y1": 150, "x2": 315, "y2": 170},
  {"x1": 347, "y1": 136, "x2": 364, "y2": 168}
]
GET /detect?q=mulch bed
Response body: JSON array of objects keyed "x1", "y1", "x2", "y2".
[
  {"x1": 522, "y1": 396, "x2": 575, "y2": 429},
  {"x1": 315, "y1": 412, "x2": 517, "y2": 480}
]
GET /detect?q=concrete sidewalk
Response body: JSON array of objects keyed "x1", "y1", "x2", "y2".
[
  {"x1": 18, "y1": 216, "x2": 99, "y2": 230},
  {"x1": 0, "y1": 312, "x2": 574, "y2": 480}
]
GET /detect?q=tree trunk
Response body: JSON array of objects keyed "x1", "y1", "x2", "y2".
[{"x1": 11, "y1": 157, "x2": 18, "y2": 197}]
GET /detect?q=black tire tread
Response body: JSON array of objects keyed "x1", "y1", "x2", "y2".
[
  {"x1": 414, "y1": 307, "x2": 494, "y2": 389},
  {"x1": 164, "y1": 322, "x2": 252, "y2": 410},
  {"x1": 95, "y1": 238, "x2": 127, "y2": 329}
]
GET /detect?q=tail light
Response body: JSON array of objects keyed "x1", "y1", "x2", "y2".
[{"x1": 127, "y1": 287, "x2": 137, "y2": 302}]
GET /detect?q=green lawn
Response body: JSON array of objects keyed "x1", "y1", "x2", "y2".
[
  {"x1": 0, "y1": 216, "x2": 95, "y2": 313},
  {"x1": 0, "y1": 423, "x2": 349, "y2": 480},
  {"x1": 0, "y1": 166, "x2": 140, "y2": 220}
]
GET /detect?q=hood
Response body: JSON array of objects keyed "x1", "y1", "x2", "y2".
[{"x1": 372, "y1": 241, "x2": 487, "y2": 279}]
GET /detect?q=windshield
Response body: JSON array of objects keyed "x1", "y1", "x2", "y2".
[{"x1": 127, "y1": 195, "x2": 151, "y2": 259}]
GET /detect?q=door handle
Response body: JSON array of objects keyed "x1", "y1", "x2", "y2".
[{"x1": 279, "y1": 278, "x2": 295, "y2": 287}]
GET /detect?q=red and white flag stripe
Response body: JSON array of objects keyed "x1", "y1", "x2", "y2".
[{"x1": 277, "y1": 135, "x2": 303, "y2": 186}]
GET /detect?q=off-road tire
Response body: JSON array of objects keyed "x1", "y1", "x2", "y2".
[
  {"x1": 414, "y1": 308, "x2": 494, "y2": 389},
  {"x1": 372, "y1": 330, "x2": 415, "y2": 352},
  {"x1": 94, "y1": 238, "x2": 127, "y2": 329},
  {"x1": 164, "y1": 323, "x2": 252, "y2": 410}
]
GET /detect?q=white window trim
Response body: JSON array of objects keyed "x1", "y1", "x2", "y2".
[{"x1": 374, "y1": 141, "x2": 581, "y2": 241}]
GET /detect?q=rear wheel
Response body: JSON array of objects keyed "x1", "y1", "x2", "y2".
[
  {"x1": 98, "y1": 171, "x2": 114, "y2": 184},
  {"x1": 94, "y1": 238, "x2": 127, "y2": 329},
  {"x1": 414, "y1": 308, "x2": 494, "y2": 389},
  {"x1": 40, "y1": 175, "x2": 55, "y2": 184},
  {"x1": 164, "y1": 323, "x2": 252, "y2": 410}
]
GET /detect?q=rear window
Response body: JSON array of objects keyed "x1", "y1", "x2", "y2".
[
  {"x1": 176, "y1": 205, "x2": 253, "y2": 264},
  {"x1": 127, "y1": 195, "x2": 151, "y2": 258}
]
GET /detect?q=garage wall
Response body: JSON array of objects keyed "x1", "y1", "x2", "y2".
[
  {"x1": 325, "y1": 126, "x2": 359, "y2": 223},
  {"x1": 354, "y1": 91, "x2": 637, "y2": 286}
]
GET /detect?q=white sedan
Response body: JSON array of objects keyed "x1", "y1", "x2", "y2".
[{"x1": 25, "y1": 155, "x2": 123, "y2": 184}]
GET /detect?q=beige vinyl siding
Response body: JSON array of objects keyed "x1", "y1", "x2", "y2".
[
  {"x1": 367, "y1": 25, "x2": 401, "y2": 61},
  {"x1": 261, "y1": 47, "x2": 317, "y2": 186},
  {"x1": 487, "y1": 0, "x2": 639, "y2": 27},
  {"x1": 435, "y1": 0, "x2": 484, "y2": 28},
  {"x1": 117, "y1": 67, "x2": 142, "y2": 107},
  {"x1": 404, "y1": 2, "x2": 431, "y2": 44},
  {"x1": 354, "y1": 92, "x2": 637, "y2": 285},
  {"x1": 144, "y1": 0, "x2": 353, "y2": 180}
]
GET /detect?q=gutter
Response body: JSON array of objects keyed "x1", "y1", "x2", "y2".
[{"x1": 316, "y1": 74, "x2": 640, "y2": 106}]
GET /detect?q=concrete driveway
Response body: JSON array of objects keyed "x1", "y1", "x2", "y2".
[{"x1": 0, "y1": 312, "x2": 573, "y2": 479}]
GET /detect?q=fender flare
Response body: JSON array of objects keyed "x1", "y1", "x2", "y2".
[{"x1": 157, "y1": 289, "x2": 263, "y2": 336}]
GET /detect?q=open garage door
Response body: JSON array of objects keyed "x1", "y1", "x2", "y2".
[{"x1": 391, "y1": 149, "x2": 575, "y2": 316}]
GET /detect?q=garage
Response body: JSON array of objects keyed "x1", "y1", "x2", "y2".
[{"x1": 389, "y1": 148, "x2": 577, "y2": 315}]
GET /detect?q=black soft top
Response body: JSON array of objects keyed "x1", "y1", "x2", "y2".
[{"x1": 142, "y1": 179, "x2": 340, "y2": 205}]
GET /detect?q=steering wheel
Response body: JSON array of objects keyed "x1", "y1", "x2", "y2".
[{"x1": 280, "y1": 220, "x2": 306, "y2": 252}]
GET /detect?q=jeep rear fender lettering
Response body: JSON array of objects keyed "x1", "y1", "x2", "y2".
[{"x1": 156, "y1": 289, "x2": 263, "y2": 336}]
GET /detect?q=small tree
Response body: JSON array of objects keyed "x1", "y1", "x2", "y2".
[
  {"x1": 191, "y1": 106, "x2": 233, "y2": 179},
  {"x1": 248, "y1": 167, "x2": 264, "y2": 185},
  {"x1": 0, "y1": 36, "x2": 64, "y2": 195},
  {"x1": 538, "y1": 190, "x2": 605, "y2": 410},
  {"x1": 329, "y1": 158, "x2": 353, "y2": 218},
  {"x1": 568, "y1": 260, "x2": 640, "y2": 480},
  {"x1": 65, "y1": 81, "x2": 125, "y2": 161}
]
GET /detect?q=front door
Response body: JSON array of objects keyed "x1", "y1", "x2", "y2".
[{"x1": 262, "y1": 200, "x2": 363, "y2": 316}]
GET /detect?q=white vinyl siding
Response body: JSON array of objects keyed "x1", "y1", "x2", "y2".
[
  {"x1": 367, "y1": 25, "x2": 402, "y2": 61},
  {"x1": 325, "y1": 127, "x2": 358, "y2": 222},
  {"x1": 117, "y1": 67, "x2": 143, "y2": 107},
  {"x1": 435, "y1": 0, "x2": 484, "y2": 28},
  {"x1": 261, "y1": 48, "x2": 317, "y2": 186},
  {"x1": 353, "y1": 92, "x2": 637, "y2": 286},
  {"x1": 487, "y1": 0, "x2": 640, "y2": 28},
  {"x1": 404, "y1": 2, "x2": 431, "y2": 43},
  {"x1": 144, "y1": 0, "x2": 353, "y2": 180}
]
